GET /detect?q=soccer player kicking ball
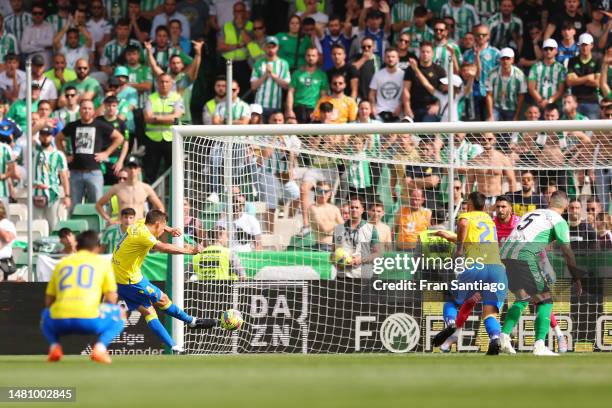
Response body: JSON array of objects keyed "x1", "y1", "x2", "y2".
[
  {"x1": 434, "y1": 192, "x2": 508, "y2": 355},
  {"x1": 112, "y1": 210, "x2": 226, "y2": 354},
  {"x1": 41, "y1": 231, "x2": 126, "y2": 364},
  {"x1": 499, "y1": 191, "x2": 583, "y2": 356}
]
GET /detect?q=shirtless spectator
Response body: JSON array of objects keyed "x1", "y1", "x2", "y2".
[
  {"x1": 394, "y1": 188, "x2": 431, "y2": 251},
  {"x1": 308, "y1": 181, "x2": 343, "y2": 252},
  {"x1": 466, "y1": 133, "x2": 516, "y2": 209},
  {"x1": 95, "y1": 156, "x2": 164, "y2": 223},
  {"x1": 367, "y1": 201, "x2": 392, "y2": 251}
]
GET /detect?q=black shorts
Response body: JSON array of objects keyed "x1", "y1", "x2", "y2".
[{"x1": 502, "y1": 258, "x2": 550, "y2": 299}]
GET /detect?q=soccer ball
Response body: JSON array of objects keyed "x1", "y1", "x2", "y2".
[
  {"x1": 334, "y1": 248, "x2": 353, "y2": 266},
  {"x1": 220, "y1": 309, "x2": 243, "y2": 331}
]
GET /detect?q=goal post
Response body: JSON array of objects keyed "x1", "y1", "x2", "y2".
[{"x1": 172, "y1": 120, "x2": 612, "y2": 354}]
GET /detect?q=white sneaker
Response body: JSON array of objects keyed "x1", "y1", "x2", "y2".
[
  {"x1": 533, "y1": 340, "x2": 558, "y2": 356},
  {"x1": 171, "y1": 345, "x2": 185, "y2": 355},
  {"x1": 440, "y1": 335, "x2": 458, "y2": 353},
  {"x1": 207, "y1": 193, "x2": 220, "y2": 204},
  {"x1": 557, "y1": 335, "x2": 568, "y2": 353},
  {"x1": 500, "y1": 333, "x2": 516, "y2": 355}
]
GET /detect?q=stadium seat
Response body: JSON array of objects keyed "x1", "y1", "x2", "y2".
[
  {"x1": 274, "y1": 219, "x2": 300, "y2": 249},
  {"x1": 71, "y1": 204, "x2": 105, "y2": 232},
  {"x1": 16, "y1": 219, "x2": 50, "y2": 241},
  {"x1": 8, "y1": 203, "x2": 27, "y2": 224},
  {"x1": 261, "y1": 234, "x2": 281, "y2": 251},
  {"x1": 286, "y1": 231, "x2": 315, "y2": 251},
  {"x1": 51, "y1": 219, "x2": 90, "y2": 235}
]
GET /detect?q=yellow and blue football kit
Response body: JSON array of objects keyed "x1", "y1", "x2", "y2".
[{"x1": 41, "y1": 250, "x2": 125, "y2": 347}]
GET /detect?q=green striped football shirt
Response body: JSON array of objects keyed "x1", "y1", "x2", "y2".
[
  {"x1": 5, "y1": 12, "x2": 32, "y2": 42},
  {"x1": 487, "y1": 13, "x2": 523, "y2": 50},
  {"x1": 140, "y1": 0, "x2": 164, "y2": 12},
  {"x1": 392, "y1": 2, "x2": 416, "y2": 25},
  {"x1": 466, "y1": 0, "x2": 497, "y2": 19},
  {"x1": 0, "y1": 143, "x2": 12, "y2": 197},
  {"x1": 101, "y1": 224, "x2": 123, "y2": 254},
  {"x1": 213, "y1": 98, "x2": 251, "y2": 123},
  {"x1": 347, "y1": 151, "x2": 372, "y2": 189},
  {"x1": 433, "y1": 40, "x2": 463, "y2": 67},
  {"x1": 406, "y1": 25, "x2": 434, "y2": 56},
  {"x1": 127, "y1": 63, "x2": 153, "y2": 108},
  {"x1": 528, "y1": 61, "x2": 567, "y2": 100},
  {"x1": 101, "y1": 39, "x2": 142, "y2": 66},
  {"x1": 0, "y1": 33, "x2": 18, "y2": 63},
  {"x1": 486, "y1": 65, "x2": 527, "y2": 111},
  {"x1": 46, "y1": 14, "x2": 70, "y2": 34},
  {"x1": 104, "y1": 0, "x2": 129, "y2": 23},
  {"x1": 33, "y1": 146, "x2": 68, "y2": 203},
  {"x1": 440, "y1": 3, "x2": 479, "y2": 42},
  {"x1": 52, "y1": 107, "x2": 80, "y2": 126},
  {"x1": 251, "y1": 58, "x2": 291, "y2": 109},
  {"x1": 153, "y1": 46, "x2": 193, "y2": 72}
]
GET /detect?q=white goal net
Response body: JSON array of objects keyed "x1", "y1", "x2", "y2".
[{"x1": 172, "y1": 120, "x2": 612, "y2": 354}]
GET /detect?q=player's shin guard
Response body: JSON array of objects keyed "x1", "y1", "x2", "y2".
[
  {"x1": 160, "y1": 301, "x2": 194, "y2": 324},
  {"x1": 40, "y1": 308, "x2": 59, "y2": 344},
  {"x1": 535, "y1": 301, "x2": 553, "y2": 342},
  {"x1": 502, "y1": 301, "x2": 528, "y2": 335},
  {"x1": 145, "y1": 313, "x2": 175, "y2": 347},
  {"x1": 98, "y1": 318, "x2": 125, "y2": 347},
  {"x1": 442, "y1": 301, "x2": 458, "y2": 327},
  {"x1": 483, "y1": 314, "x2": 501, "y2": 340}
]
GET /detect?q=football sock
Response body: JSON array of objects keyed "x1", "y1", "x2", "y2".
[
  {"x1": 502, "y1": 301, "x2": 528, "y2": 335},
  {"x1": 456, "y1": 298, "x2": 477, "y2": 329},
  {"x1": 160, "y1": 301, "x2": 195, "y2": 324},
  {"x1": 549, "y1": 311, "x2": 558, "y2": 328},
  {"x1": 442, "y1": 301, "x2": 457, "y2": 326},
  {"x1": 98, "y1": 317, "x2": 125, "y2": 347},
  {"x1": 535, "y1": 302, "x2": 553, "y2": 341},
  {"x1": 146, "y1": 314, "x2": 175, "y2": 347},
  {"x1": 483, "y1": 314, "x2": 501, "y2": 339},
  {"x1": 40, "y1": 309, "x2": 58, "y2": 344},
  {"x1": 553, "y1": 325, "x2": 563, "y2": 337}
]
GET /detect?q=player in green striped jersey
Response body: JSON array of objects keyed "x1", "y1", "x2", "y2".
[
  {"x1": 100, "y1": 19, "x2": 142, "y2": 76},
  {"x1": 101, "y1": 207, "x2": 136, "y2": 254},
  {"x1": 251, "y1": 36, "x2": 291, "y2": 112},
  {"x1": 149, "y1": 26, "x2": 192, "y2": 72},
  {"x1": 528, "y1": 39, "x2": 567, "y2": 109},
  {"x1": 487, "y1": 0, "x2": 523, "y2": 51},
  {"x1": 485, "y1": 48, "x2": 527, "y2": 121},
  {"x1": 124, "y1": 45, "x2": 153, "y2": 109},
  {"x1": 499, "y1": 190, "x2": 584, "y2": 356},
  {"x1": 4, "y1": 1, "x2": 31, "y2": 43},
  {"x1": 32, "y1": 128, "x2": 70, "y2": 231},
  {"x1": 145, "y1": 39, "x2": 203, "y2": 97},
  {"x1": 440, "y1": 0, "x2": 479, "y2": 42},
  {"x1": 212, "y1": 80, "x2": 251, "y2": 125}
]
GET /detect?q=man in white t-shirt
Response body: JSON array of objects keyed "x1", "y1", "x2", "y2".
[
  {"x1": 368, "y1": 47, "x2": 404, "y2": 122},
  {"x1": 18, "y1": 54, "x2": 58, "y2": 108},
  {"x1": 217, "y1": 194, "x2": 262, "y2": 253},
  {"x1": 0, "y1": 53, "x2": 25, "y2": 104}
]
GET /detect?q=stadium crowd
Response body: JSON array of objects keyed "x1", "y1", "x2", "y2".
[{"x1": 0, "y1": 0, "x2": 610, "y2": 281}]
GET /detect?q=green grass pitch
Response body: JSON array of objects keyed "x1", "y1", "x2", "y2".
[{"x1": 1, "y1": 354, "x2": 611, "y2": 408}]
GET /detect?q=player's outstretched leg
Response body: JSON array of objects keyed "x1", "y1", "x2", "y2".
[
  {"x1": 500, "y1": 300, "x2": 528, "y2": 354},
  {"x1": 483, "y1": 308, "x2": 502, "y2": 355},
  {"x1": 533, "y1": 301, "x2": 557, "y2": 356},
  {"x1": 40, "y1": 308, "x2": 63, "y2": 362},
  {"x1": 434, "y1": 301, "x2": 458, "y2": 348},
  {"x1": 141, "y1": 307, "x2": 182, "y2": 353},
  {"x1": 157, "y1": 295, "x2": 219, "y2": 330},
  {"x1": 549, "y1": 312, "x2": 567, "y2": 353},
  {"x1": 92, "y1": 305, "x2": 127, "y2": 364}
]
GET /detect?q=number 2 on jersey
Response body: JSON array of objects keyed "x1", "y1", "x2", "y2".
[
  {"x1": 58, "y1": 265, "x2": 94, "y2": 291},
  {"x1": 477, "y1": 221, "x2": 497, "y2": 243}
]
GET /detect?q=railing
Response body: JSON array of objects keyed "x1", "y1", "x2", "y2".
[{"x1": 151, "y1": 167, "x2": 173, "y2": 212}]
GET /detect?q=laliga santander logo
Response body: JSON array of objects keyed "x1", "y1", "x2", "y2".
[{"x1": 380, "y1": 313, "x2": 420, "y2": 353}]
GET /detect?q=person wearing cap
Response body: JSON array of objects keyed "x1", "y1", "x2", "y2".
[
  {"x1": 32, "y1": 127, "x2": 70, "y2": 231},
  {"x1": 0, "y1": 53, "x2": 24, "y2": 104},
  {"x1": 144, "y1": 38, "x2": 203, "y2": 96},
  {"x1": 440, "y1": 0, "x2": 479, "y2": 42},
  {"x1": 44, "y1": 54, "x2": 77, "y2": 92},
  {"x1": 249, "y1": 104, "x2": 263, "y2": 124},
  {"x1": 100, "y1": 18, "x2": 143, "y2": 77},
  {"x1": 20, "y1": 54, "x2": 58, "y2": 109},
  {"x1": 286, "y1": 46, "x2": 328, "y2": 123},
  {"x1": 52, "y1": 20, "x2": 94, "y2": 70},
  {"x1": 19, "y1": 3, "x2": 53, "y2": 65},
  {"x1": 212, "y1": 79, "x2": 251, "y2": 124},
  {"x1": 250, "y1": 35, "x2": 290, "y2": 118},
  {"x1": 95, "y1": 155, "x2": 164, "y2": 222},
  {"x1": 566, "y1": 32, "x2": 601, "y2": 120},
  {"x1": 433, "y1": 69, "x2": 474, "y2": 122},
  {"x1": 0, "y1": 15, "x2": 19, "y2": 72},
  {"x1": 98, "y1": 95, "x2": 129, "y2": 185},
  {"x1": 56, "y1": 99, "x2": 123, "y2": 209},
  {"x1": 543, "y1": 0, "x2": 587, "y2": 43},
  {"x1": 487, "y1": 0, "x2": 523, "y2": 51},
  {"x1": 106, "y1": 68, "x2": 138, "y2": 130},
  {"x1": 58, "y1": 59, "x2": 103, "y2": 109},
  {"x1": 528, "y1": 38, "x2": 567, "y2": 109},
  {"x1": 485, "y1": 47, "x2": 527, "y2": 123},
  {"x1": 143, "y1": 73, "x2": 183, "y2": 182}
]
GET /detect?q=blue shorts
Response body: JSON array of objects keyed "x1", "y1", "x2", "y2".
[
  {"x1": 453, "y1": 264, "x2": 508, "y2": 311},
  {"x1": 41, "y1": 304, "x2": 123, "y2": 337},
  {"x1": 117, "y1": 277, "x2": 163, "y2": 311}
]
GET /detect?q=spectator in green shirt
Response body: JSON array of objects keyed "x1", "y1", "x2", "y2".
[
  {"x1": 7, "y1": 84, "x2": 40, "y2": 131},
  {"x1": 286, "y1": 47, "x2": 328, "y2": 123}
]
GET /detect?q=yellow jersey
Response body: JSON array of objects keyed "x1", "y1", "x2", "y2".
[
  {"x1": 111, "y1": 220, "x2": 158, "y2": 285},
  {"x1": 46, "y1": 250, "x2": 117, "y2": 319},
  {"x1": 457, "y1": 211, "x2": 501, "y2": 265}
]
